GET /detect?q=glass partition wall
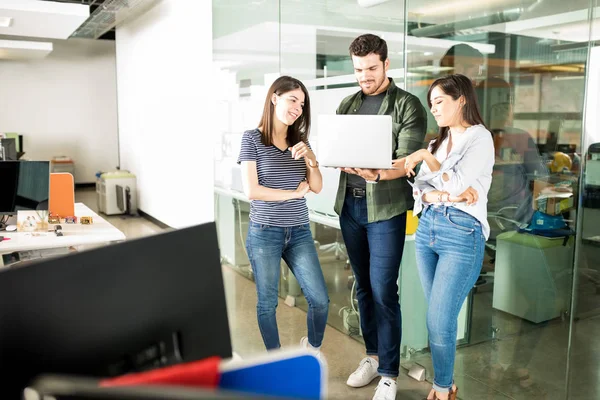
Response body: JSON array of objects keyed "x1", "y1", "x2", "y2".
[
  {"x1": 403, "y1": 0, "x2": 595, "y2": 397},
  {"x1": 213, "y1": 0, "x2": 600, "y2": 398}
]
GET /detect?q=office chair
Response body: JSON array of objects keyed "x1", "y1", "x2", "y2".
[
  {"x1": 318, "y1": 229, "x2": 348, "y2": 262},
  {"x1": 309, "y1": 209, "x2": 349, "y2": 266}
]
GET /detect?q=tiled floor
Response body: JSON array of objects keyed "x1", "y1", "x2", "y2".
[
  {"x1": 75, "y1": 188, "x2": 164, "y2": 240},
  {"x1": 222, "y1": 264, "x2": 432, "y2": 400},
  {"x1": 77, "y1": 188, "x2": 600, "y2": 399}
]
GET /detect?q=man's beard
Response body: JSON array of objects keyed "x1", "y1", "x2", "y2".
[{"x1": 360, "y1": 76, "x2": 384, "y2": 95}]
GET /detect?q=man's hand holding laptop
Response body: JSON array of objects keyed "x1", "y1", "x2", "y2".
[{"x1": 338, "y1": 168, "x2": 381, "y2": 182}]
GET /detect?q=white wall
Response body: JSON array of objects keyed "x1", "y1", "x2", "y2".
[
  {"x1": 585, "y1": 46, "x2": 600, "y2": 148},
  {"x1": 115, "y1": 0, "x2": 214, "y2": 228},
  {"x1": 0, "y1": 38, "x2": 118, "y2": 183}
]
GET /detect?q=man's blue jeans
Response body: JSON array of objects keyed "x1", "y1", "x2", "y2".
[
  {"x1": 340, "y1": 191, "x2": 406, "y2": 377},
  {"x1": 415, "y1": 205, "x2": 485, "y2": 393},
  {"x1": 246, "y1": 221, "x2": 329, "y2": 350}
]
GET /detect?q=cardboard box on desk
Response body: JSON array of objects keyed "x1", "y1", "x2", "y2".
[
  {"x1": 533, "y1": 176, "x2": 577, "y2": 215},
  {"x1": 536, "y1": 194, "x2": 574, "y2": 215}
]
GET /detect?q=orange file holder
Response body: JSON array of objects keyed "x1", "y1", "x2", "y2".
[{"x1": 49, "y1": 173, "x2": 75, "y2": 218}]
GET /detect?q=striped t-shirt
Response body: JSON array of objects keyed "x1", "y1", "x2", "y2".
[{"x1": 237, "y1": 128, "x2": 309, "y2": 227}]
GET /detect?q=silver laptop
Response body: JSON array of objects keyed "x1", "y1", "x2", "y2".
[{"x1": 317, "y1": 114, "x2": 397, "y2": 169}]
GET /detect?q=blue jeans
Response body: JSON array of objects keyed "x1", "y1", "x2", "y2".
[
  {"x1": 415, "y1": 206, "x2": 485, "y2": 393},
  {"x1": 245, "y1": 221, "x2": 329, "y2": 350},
  {"x1": 339, "y1": 192, "x2": 406, "y2": 377}
]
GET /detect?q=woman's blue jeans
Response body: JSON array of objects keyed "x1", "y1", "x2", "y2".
[
  {"x1": 415, "y1": 206, "x2": 485, "y2": 392},
  {"x1": 246, "y1": 221, "x2": 329, "y2": 350}
]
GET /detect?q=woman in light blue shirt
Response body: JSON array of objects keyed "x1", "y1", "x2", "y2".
[{"x1": 396, "y1": 74, "x2": 494, "y2": 400}]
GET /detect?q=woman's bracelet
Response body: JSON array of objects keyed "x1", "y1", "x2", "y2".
[{"x1": 436, "y1": 192, "x2": 450, "y2": 203}]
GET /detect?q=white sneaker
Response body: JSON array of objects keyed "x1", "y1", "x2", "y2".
[
  {"x1": 300, "y1": 336, "x2": 324, "y2": 362},
  {"x1": 346, "y1": 356, "x2": 379, "y2": 387},
  {"x1": 373, "y1": 377, "x2": 397, "y2": 400}
]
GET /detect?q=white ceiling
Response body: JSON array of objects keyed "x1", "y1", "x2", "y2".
[
  {"x1": 0, "y1": 0, "x2": 89, "y2": 60},
  {"x1": 0, "y1": 0, "x2": 89, "y2": 40},
  {"x1": 0, "y1": 38, "x2": 52, "y2": 59}
]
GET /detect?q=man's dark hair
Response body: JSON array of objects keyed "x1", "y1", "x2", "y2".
[{"x1": 349, "y1": 34, "x2": 388, "y2": 62}]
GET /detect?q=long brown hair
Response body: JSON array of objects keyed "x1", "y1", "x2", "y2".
[
  {"x1": 427, "y1": 74, "x2": 487, "y2": 155},
  {"x1": 258, "y1": 76, "x2": 311, "y2": 147}
]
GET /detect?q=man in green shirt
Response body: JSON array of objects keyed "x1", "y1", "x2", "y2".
[{"x1": 336, "y1": 34, "x2": 427, "y2": 400}]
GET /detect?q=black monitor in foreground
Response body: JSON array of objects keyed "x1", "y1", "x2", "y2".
[{"x1": 0, "y1": 222, "x2": 231, "y2": 398}]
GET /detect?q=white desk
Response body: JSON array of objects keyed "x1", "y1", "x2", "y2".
[
  {"x1": 214, "y1": 185, "x2": 342, "y2": 229},
  {"x1": 0, "y1": 203, "x2": 126, "y2": 266},
  {"x1": 214, "y1": 186, "x2": 248, "y2": 204}
]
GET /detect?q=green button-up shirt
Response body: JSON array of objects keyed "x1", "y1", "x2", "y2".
[{"x1": 333, "y1": 78, "x2": 428, "y2": 223}]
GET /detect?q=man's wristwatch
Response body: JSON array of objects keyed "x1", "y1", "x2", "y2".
[{"x1": 365, "y1": 173, "x2": 381, "y2": 184}]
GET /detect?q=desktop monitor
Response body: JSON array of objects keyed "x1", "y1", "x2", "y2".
[
  {"x1": 4, "y1": 133, "x2": 23, "y2": 153},
  {"x1": 0, "y1": 222, "x2": 232, "y2": 398},
  {"x1": 0, "y1": 160, "x2": 50, "y2": 215},
  {"x1": 0, "y1": 138, "x2": 17, "y2": 161},
  {"x1": 556, "y1": 143, "x2": 577, "y2": 154}
]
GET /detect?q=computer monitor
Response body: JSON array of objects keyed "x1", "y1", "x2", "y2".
[
  {"x1": 0, "y1": 138, "x2": 17, "y2": 161},
  {"x1": 0, "y1": 222, "x2": 232, "y2": 398},
  {"x1": 4, "y1": 133, "x2": 23, "y2": 153},
  {"x1": 0, "y1": 160, "x2": 50, "y2": 215},
  {"x1": 556, "y1": 143, "x2": 576, "y2": 154}
]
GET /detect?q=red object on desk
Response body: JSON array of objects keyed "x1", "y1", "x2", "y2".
[
  {"x1": 0, "y1": 237, "x2": 10, "y2": 241},
  {"x1": 98, "y1": 356, "x2": 221, "y2": 389}
]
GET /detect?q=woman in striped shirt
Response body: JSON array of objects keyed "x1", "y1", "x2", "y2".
[{"x1": 238, "y1": 76, "x2": 329, "y2": 358}]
